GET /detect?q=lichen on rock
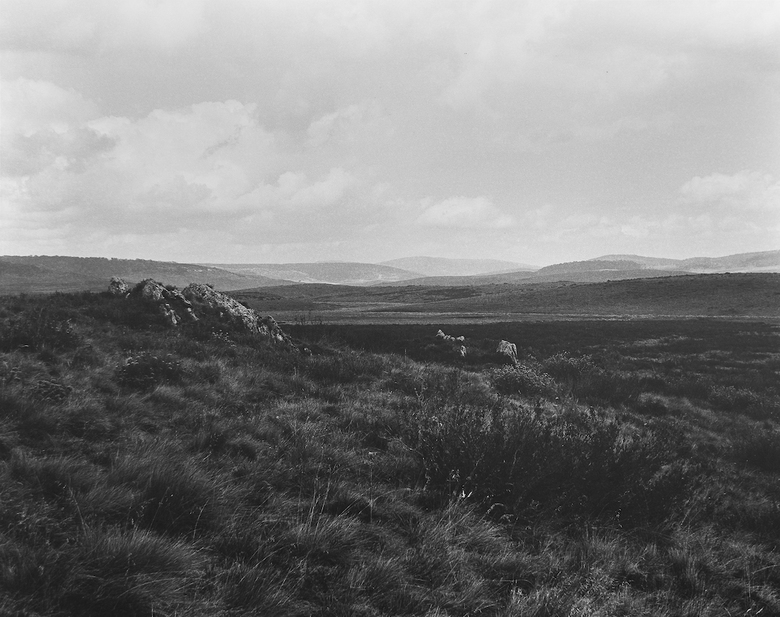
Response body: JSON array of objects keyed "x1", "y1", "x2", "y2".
[
  {"x1": 108, "y1": 278, "x2": 296, "y2": 348},
  {"x1": 108, "y1": 277, "x2": 131, "y2": 297}
]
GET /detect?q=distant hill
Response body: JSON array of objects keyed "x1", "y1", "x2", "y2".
[
  {"x1": 380, "y1": 273, "x2": 780, "y2": 317},
  {"x1": 536, "y1": 260, "x2": 647, "y2": 275},
  {"x1": 4, "y1": 250, "x2": 777, "y2": 295},
  {"x1": 591, "y1": 250, "x2": 780, "y2": 272},
  {"x1": 385, "y1": 265, "x2": 690, "y2": 287},
  {"x1": 380, "y1": 256, "x2": 535, "y2": 277},
  {"x1": 0, "y1": 256, "x2": 282, "y2": 294},
  {"x1": 589, "y1": 255, "x2": 685, "y2": 269},
  {"x1": 208, "y1": 262, "x2": 420, "y2": 285}
]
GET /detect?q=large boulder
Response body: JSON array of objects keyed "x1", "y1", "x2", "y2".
[
  {"x1": 182, "y1": 283, "x2": 261, "y2": 332},
  {"x1": 183, "y1": 283, "x2": 296, "y2": 348},
  {"x1": 135, "y1": 279, "x2": 198, "y2": 326},
  {"x1": 110, "y1": 278, "x2": 295, "y2": 348},
  {"x1": 108, "y1": 277, "x2": 131, "y2": 297}
]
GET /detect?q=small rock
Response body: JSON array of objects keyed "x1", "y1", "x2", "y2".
[{"x1": 108, "y1": 277, "x2": 131, "y2": 297}]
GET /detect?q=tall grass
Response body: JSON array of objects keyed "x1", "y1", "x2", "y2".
[{"x1": 1, "y1": 290, "x2": 778, "y2": 615}]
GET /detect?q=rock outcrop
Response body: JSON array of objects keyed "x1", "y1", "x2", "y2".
[
  {"x1": 108, "y1": 277, "x2": 131, "y2": 297},
  {"x1": 134, "y1": 279, "x2": 198, "y2": 326},
  {"x1": 108, "y1": 278, "x2": 296, "y2": 348}
]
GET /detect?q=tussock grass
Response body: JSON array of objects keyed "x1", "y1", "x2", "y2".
[{"x1": 1, "y1": 290, "x2": 778, "y2": 615}]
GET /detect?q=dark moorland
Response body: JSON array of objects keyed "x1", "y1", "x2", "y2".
[
  {"x1": 235, "y1": 272, "x2": 780, "y2": 321},
  {"x1": 1, "y1": 285, "x2": 779, "y2": 616}
]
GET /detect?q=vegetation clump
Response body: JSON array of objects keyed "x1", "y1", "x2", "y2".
[{"x1": 1, "y1": 290, "x2": 779, "y2": 615}]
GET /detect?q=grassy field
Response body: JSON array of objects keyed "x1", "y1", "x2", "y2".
[
  {"x1": 235, "y1": 273, "x2": 780, "y2": 320},
  {"x1": 1, "y1": 290, "x2": 779, "y2": 616}
]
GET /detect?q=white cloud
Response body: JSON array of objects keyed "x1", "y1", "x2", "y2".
[
  {"x1": 417, "y1": 196, "x2": 514, "y2": 229},
  {"x1": 0, "y1": 0, "x2": 207, "y2": 52},
  {"x1": 0, "y1": 83, "x2": 378, "y2": 246},
  {"x1": 0, "y1": 78, "x2": 99, "y2": 134},
  {"x1": 1, "y1": 1, "x2": 777, "y2": 263},
  {"x1": 679, "y1": 170, "x2": 780, "y2": 212}
]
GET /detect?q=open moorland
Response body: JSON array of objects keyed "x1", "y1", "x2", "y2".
[
  {"x1": 1, "y1": 284, "x2": 779, "y2": 616},
  {"x1": 235, "y1": 272, "x2": 780, "y2": 323}
]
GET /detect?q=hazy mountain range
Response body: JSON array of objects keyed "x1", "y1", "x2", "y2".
[
  {"x1": 0, "y1": 250, "x2": 778, "y2": 294},
  {"x1": 380, "y1": 257, "x2": 536, "y2": 277}
]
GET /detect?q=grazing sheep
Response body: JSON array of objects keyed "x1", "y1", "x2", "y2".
[
  {"x1": 496, "y1": 340, "x2": 518, "y2": 364},
  {"x1": 436, "y1": 329, "x2": 468, "y2": 358}
]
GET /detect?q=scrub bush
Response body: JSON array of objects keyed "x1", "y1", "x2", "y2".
[{"x1": 116, "y1": 352, "x2": 182, "y2": 391}]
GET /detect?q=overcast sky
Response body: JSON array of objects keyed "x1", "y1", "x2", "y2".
[{"x1": 1, "y1": 0, "x2": 778, "y2": 266}]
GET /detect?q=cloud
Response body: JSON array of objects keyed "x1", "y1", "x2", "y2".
[
  {"x1": 0, "y1": 82, "x2": 377, "y2": 245},
  {"x1": 417, "y1": 196, "x2": 514, "y2": 229},
  {"x1": 1, "y1": 1, "x2": 777, "y2": 264},
  {"x1": 0, "y1": 0, "x2": 207, "y2": 52},
  {"x1": 679, "y1": 170, "x2": 780, "y2": 212},
  {"x1": 0, "y1": 77, "x2": 116, "y2": 176},
  {"x1": 0, "y1": 78, "x2": 99, "y2": 133}
]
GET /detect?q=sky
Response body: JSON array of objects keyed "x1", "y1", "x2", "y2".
[{"x1": 1, "y1": 0, "x2": 778, "y2": 266}]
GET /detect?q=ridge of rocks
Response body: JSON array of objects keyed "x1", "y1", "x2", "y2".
[{"x1": 109, "y1": 278, "x2": 296, "y2": 348}]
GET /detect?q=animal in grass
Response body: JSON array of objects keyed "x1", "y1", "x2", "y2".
[
  {"x1": 436, "y1": 329, "x2": 465, "y2": 343},
  {"x1": 496, "y1": 340, "x2": 518, "y2": 364},
  {"x1": 436, "y1": 329, "x2": 467, "y2": 357}
]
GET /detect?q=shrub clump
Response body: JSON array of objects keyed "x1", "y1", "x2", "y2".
[
  {"x1": 491, "y1": 364, "x2": 556, "y2": 397},
  {"x1": 403, "y1": 402, "x2": 692, "y2": 526},
  {"x1": 116, "y1": 353, "x2": 183, "y2": 391},
  {"x1": 542, "y1": 352, "x2": 596, "y2": 382},
  {"x1": 0, "y1": 310, "x2": 80, "y2": 351}
]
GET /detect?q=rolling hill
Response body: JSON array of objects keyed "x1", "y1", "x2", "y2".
[
  {"x1": 591, "y1": 250, "x2": 780, "y2": 272},
  {"x1": 207, "y1": 262, "x2": 420, "y2": 285},
  {"x1": 236, "y1": 273, "x2": 780, "y2": 320},
  {"x1": 2, "y1": 250, "x2": 777, "y2": 295},
  {"x1": 0, "y1": 256, "x2": 283, "y2": 294},
  {"x1": 377, "y1": 273, "x2": 780, "y2": 317},
  {"x1": 380, "y1": 256, "x2": 535, "y2": 276},
  {"x1": 385, "y1": 251, "x2": 780, "y2": 287}
]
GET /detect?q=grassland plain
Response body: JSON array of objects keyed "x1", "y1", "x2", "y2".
[{"x1": 1, "y1": 289, "x2": 779, "y2": 616}]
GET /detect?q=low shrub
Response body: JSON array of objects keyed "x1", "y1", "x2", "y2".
[
  {"x1": 8, "y1": 451, "x2": 99, "y2": 501},
  {"x1": 402, "y1": 402, "x2": 691, "y2": 525},
  {"x1": 303, "y1": 349, "x2": 388, "y2": 383},
  {"x1": 61, "y1": 528, "x2": 202, "y2": 617},
  {"x1": 108, "y1": 450, "x2": 226, "y2": 536},
  {"x1": 491, "y1": 364, "x2": 556, "y2": 397},
  {"x1": 731, "y1": 426, "x2": 780, "y2": 472},
  {"x1": 116, "y1": 352, "x2": 183, "y2": 391},
  {"x1": 709, "y1": 385, "x2": 765, "y2": 415},
  {"x1": 572, "y1": 368, "x2": 643, "y2": 407},
  {"x1": 542, "y1": 352, "x2": 596, "y2": 385},
  {"x1": 0, "y1": 309, "x2": 80, "y2": 351},
  {"x1": 390, "y1": 364, "x2": 497, "y2": 409}
]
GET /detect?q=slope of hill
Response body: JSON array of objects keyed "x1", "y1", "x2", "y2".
[
  {"x1": 590, "y1": 254, "x2": 687, "y2": 268},
  {"x1": 536, "y1": 259, "x2": 647, "y2": 275},
  {"x1": 592, "y1": 250, "x2": 780, "y2": 272},
  {"x1": 380, "y1": 256, "x2": 535, "y2": 276},
  {"x1": 0, "y1": 256, "x2": 282, "y2": 294},
  {"x1": 380, "y1": 273, "x2": 780, "y2": 317},
  {"x1": 209, "y1": 262, "x2": 420, "y2": 285},
  {"x1": 233, "y1": 273, "x2": 779, "y2": 320},
  {"x1": 384, "y1": 267, "x2": 690, "y2": 287}
]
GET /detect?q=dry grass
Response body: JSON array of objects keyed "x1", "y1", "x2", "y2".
[{"x1": 1, "y1": 290, "x2": 778, "y2": 615}]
